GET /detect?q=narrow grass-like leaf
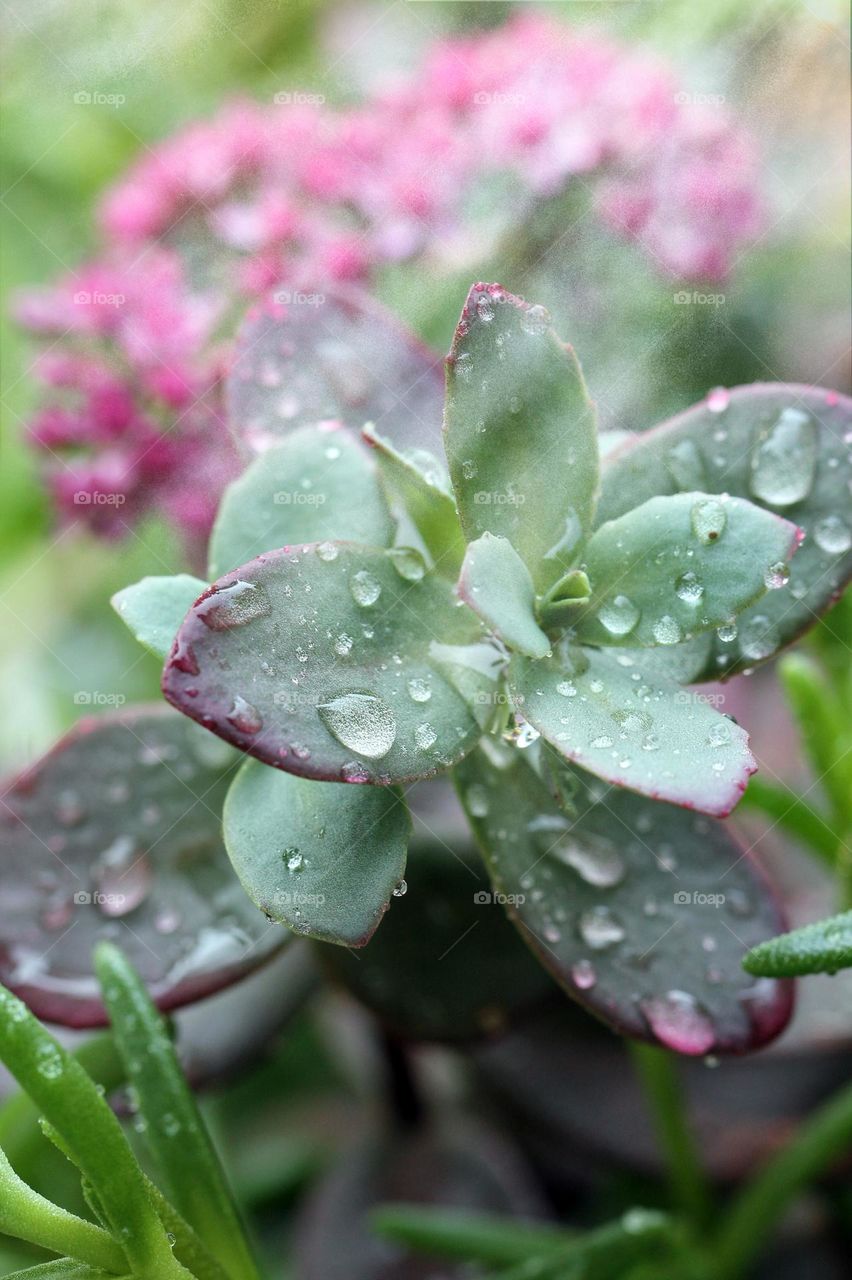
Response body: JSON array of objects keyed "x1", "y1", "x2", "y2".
[
  {"x1": 0, "y1": 986, "x2": 188, "y2": 1278},
  {"x1": 3, "y1": 1264, "x2": 130, "y2": 1279},
  {"x1": 93, "y1": 943, "x2": 259, "y2": 1280},
  {"x1": 458, "y1": 533, "x2": 551, "y2": 659},
  {"x1": 111, "y1": 575, "x2": 206, "y2": 660},
  {"x1": 743, "y1": 911, "x2": 852, "y2": 977},
  {"x1": 223, "y1": 760, "x2": 410, "y2": 946}
]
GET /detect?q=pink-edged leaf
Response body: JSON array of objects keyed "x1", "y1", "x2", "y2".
[
  {"x1": 455, "y1": 746, "x2": 794, "y2": 1055},
  {"x1": 0, "y1": 707, "x2": 287, "y2": 1028},
  {"x1": 597, "y1": 384, "x2": 852, "y2": 678},
  {"x1": 509, "y1": 647, "x2": 755, "y2": 818},
  {"x1": 162, "y1": 544, "x2": 493, "y2": 785},
  {"x1": 227, "y1": 284, "x2": 445, "y2": 458}
]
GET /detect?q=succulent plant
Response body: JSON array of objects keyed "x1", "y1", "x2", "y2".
[{"x1": 3, "y1": 283, "x2": 851, "y2": 1058}]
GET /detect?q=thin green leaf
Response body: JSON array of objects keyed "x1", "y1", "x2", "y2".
[
  {"x1": 362, "y1": 423, "x2": 464, "y2": 576},
  {"x1": 370, "y1": 1205, "x2": 569, "y2": 1265},
  {"x1": 208, "y1": 424, "x2": 394, "y2": 579},
  {"x1": 0, "y1": 986, "x2": 188, "y2": 1278},
  {"x1": 739, "y1": 777, "x2": 839, "y2": 865},
  {"x1": 2, "y1": 1264, "x2": 131, "y2": 1280},
  {"x1": 444, "y1": 283, "x2": 599, "y2": 590},
  {"x1": 458, "y1": 533, "x2": 551, "y2": 658},
  {"x1": 743, "y1": 911, "x2": 852, "y2": 977},
  {"x1": 576, "y1": 493, "x2": 801, "y2": 648},
  {"x1": 93, "y1": 943, "x2": 259, "y2": 1280},
  {"x1": 779, "y1": 652, "x2": 852, "y2": 830},
  {"x1": 111, "y1": 575, "x2": 206, "y2": 660}
]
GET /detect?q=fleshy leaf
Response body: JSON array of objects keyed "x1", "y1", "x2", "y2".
[
  {"x1": 509, "y1": 647, "x2": 755, "y2": 817},
  {"x1": 444, "y1": 283, "x2": 599, "y2": 590},
  {"x1": 458, "y1": 533, "x2": 551, "y2": 659},
  {"x1": 576, "y1": 493, "x2": 801, "y2": 648},
  {"x1": 743, "y1": 911, "x2": 852, "y2": 977},
  {"x1": 227, "y1": 285, "x2": 444, "y2": 456},
  {"x1": 597, "y1": 385, "x2": 852, "y2": 677},
  {"x1": 208, "y1": 423, "x2": 394, "y2": 579},
  {"x1": 162, "y1": 544, "x2": 489, "y2": 785},
  {"x1": 315, "y1": 840, "x2": 552, "y2": 1039},
  {"x1": 362, "y1": 423, "x2": 464, "y2": 576},
  {"x1": 455, "y1": 747, "x2": 793, "y2": 1054},
  {"x1": 223, "y1": 759, "x2": 410, "y2": 946},
  {"x1": 0, "y1": 707, "x2": 286, "y2": 1027},
  {"x1": 111, "y1": 575, "x2": 206, "y2": 660}
]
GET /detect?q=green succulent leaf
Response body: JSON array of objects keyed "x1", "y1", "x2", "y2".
[
  {"x1": 208, "y1": 424, "x2": 394, "y2": 579},
  {"x1": 455, "y1": 748, "x2": 793, "y2": 1054},
  {"x1": 3, "y1": 1264, "x2": 130, "y2": 1279},
  {"x1": 444, "y1": 283, "x2": 599, "y2": 590},
  {"x1": 743, "y1": 911, "x2": 852, "y2": 977},
  {"x1": 111, "y1": 574, "x2": 206, "y2": 660},
  {"x1": 223, "y1": 760, "x2": 410, "y2": 946},
  {"x1": 458, "y1": 533, "x2": 551, "y2": 659},
  {"x1": 597, "y1": 385, "x2": 852, "y2": 677},
  {"x1": 0, "y1": 707, "x2": 283, "y2": 1028},
  {"x1": 362, "y1": 423, "x2": 464, "y2": 576},
  {"x1": 509, "y1": 647, "x2": 755, "y2": 817},
  {"x1": 576, "y1": 493, "x2": 801, "y2": 648},
  {"x1": 163, "y1": 544, "x2": 491, "y2": 784},
  {"x1": 315, "y1": 838, "x2": 551, "y2": 1039},
  {"x1": 226, "y1": 285, "x2": 445, "y2": 456},
  {"x1": 93, "y1": 943, "x2": 259, "y2": 1280},
  {"x1": 0, "y1": 987, "x2": 189, "y2": 1278}
]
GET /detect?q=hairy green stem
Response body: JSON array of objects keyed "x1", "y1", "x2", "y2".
[
  {"x1": 715, "y1": 1078, "x2": 852, "y2": 1277},
  {"x1": 630, "y1": 1043, "x2": 712, "y2": 1231}
]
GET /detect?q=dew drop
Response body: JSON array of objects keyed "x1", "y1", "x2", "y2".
[
  {"x1": 389, "y1": 547, "x2": 426, "y2": 582},
  {"x1": 813, "y1": 515, "x2": 851, "y2": 555},
  {"x1": 763, "y1": 561, "x2": 790, "y2": 590},
  {"x1": 707, "y1": 722, "x2": 731, "y2": 747},
  {"x1": 318, "y1": 692, "x2": 396, "y2": 758},
  {"x1": 691, "y1": 499, "x2": 726, "y2": 544},
  {"x1": 199, "y1": 580, "x2": 271, "y2": 630},
  {"x1": 707, "y1": 387, "x2": 730, "y2": 414},
  {"x1": 316, "y1": 542, "x2": 339, "y2": 562},
  {"x1": 590, "y1": 734, "x2": 614, "y2": 749},
  {"x1": 226, "y1": 696, "x2": 263, "y2": 735},
  {"x1": 675, "y1": 571, "x2": 704, "y2": 604},
  {"x1": 466, "y1": 784, "x2": 490, "y2": 817},
  {"x1": 350, "y1": 570, "x2": 382, "y2": 607},
  {"x1": 407, "y1": 677, "x2": 432, "y2": 702},
  {"x1": 520, "y1": 303, "x2": 550, "y2": 336},
  {"x1": 553, "y1": 834, "x2": 626, "y2": 887},
  {"x1": 738, "y1": 614, "x2": 779, "y2": 661},
  {"x1": 598, "y1": 594, "x2": 640, "y2": 637},
  {"x1": 640, "y1": 990, "x2": 715, "y2": 1055},
  {"x1": 414, "y1": 722, "x2": 437, "y2": 750},
  {"x1": 556, "y1": 680, "x2": 577, "y2": 697},
  {"x1": 392, "y1": 879, "x2": 408, "y2": 897},
  {"x1": 571, "y1": 959, "x2": 597, "y2": 989},
  {"x1": 716, "y1": 620, "x2": 737, "y2": 643},
  {"x1": 578, "y1": 905, "x2": 625, "y2": 949},
  {"x1": 652, "y1": 615, "x2": 683, "y2": 645},
  {"x1": 334, "y1": 633, "x2": 353, "y2": 656},
  {"x1": 750, "y1": 408, "x2": 818, "y2": 507}
]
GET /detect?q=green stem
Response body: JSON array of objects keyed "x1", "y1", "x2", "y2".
[
  {"x1": 630, "y1": 1043, "x2": 712, "y2": 1232},
  {"x1": 739, "y1": 777, "x2": 838, "y2": 866},
  {"x1": 715, "y1": 1078, "x2": 852, "y2": 1278}
]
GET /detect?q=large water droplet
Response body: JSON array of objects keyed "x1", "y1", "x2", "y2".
[
  {"x1": 750, "y1": 408, "x2": 818, "y2": 507},
  {"x1": 407, "y1": 677, "x2": 432, "y2": 703},
  {"x1": 578, "y1": 905, "x2": 625, "y2": 949},
  {"x1": 350, "y1": 570, "x2": 382, "y2": 607},
  {"x1": 199, "y1": 581, "x2": 271, "y2": 630},
  {"x1": 652, "y1": 615, "x2": 683, "y2": 645},
  {"x1": 675, "y1": 571, "x2": 704, "y2": 604},
  {"x1": 226, "y1": 696, "x2": 263, "y2": 735},
  {"x1": 706, "y1": 387, "x2": 730, "y2": 414},
  {"x1": 93, "y1": 836, "x2": 152, "y2": 918},
  {"x1": 716, "y1": 620, "x2": 737, "y2": 643},
  {"x1": 813, "y1": 515, "x2": 851, "y2": 554},
  {"x1": 598, "y1": 594, "x2": 640, "y2": 637},
  {"x1": 691, "y1": 499, "x2": 726, "y2": 544},
  {"x1": 554, "y1": 834, "x2": 626, "y2": 887},
  {"x1": 389, "y1": 547, "x2": 426, "y2": 582},
  {"x1": 707, "y1": 722, "x2": 731, "y2": 747},
  {"x1": 318, "y1": 692, "x2": 396, "y2": 758},
  {"x1": 414, "y1": 722, "x2": 437, "y2": 750},
  {"x1": 571, "y1": 959, "x2": 597, "y2": 989},
  {"x1": 641, "y1": 990, "x2": 715, "y2": 1055}
]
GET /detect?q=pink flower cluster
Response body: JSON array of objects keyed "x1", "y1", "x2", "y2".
[{"x1": 17, "y1": 14, "x2": 762, "y2": 551}]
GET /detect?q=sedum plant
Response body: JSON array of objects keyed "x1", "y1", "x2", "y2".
[{"x1": 3, "y1": 283, "x2": 851, "y2": 1056}]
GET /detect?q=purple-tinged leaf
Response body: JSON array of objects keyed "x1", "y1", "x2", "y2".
[
  {"x1": 598, "y1": 385, "x2": 852, "y2": 678},
  {"x1": 223, "y1": 760, "x2": 410, "y2": 947},
  {"x1": 455, "y1": 747, "x2": 793, "y2": 1055},
  {"x1": 0, "y1": 707, "x2": 287, "y2": 1028},
  {"x1": 444, "y1": 283, "x2": 599, "y2": 591},
  {"x1": 458, "y1": 533, "x2": 551, "y2": 659},
  {"x1": 576, "y1": 493, "x2": 801, "y2": 648},
  {"x1": 509, "y1": 646, "x2": 755, "y2": 818},
  {"x1": 227, "y1": 285, "x2": 444, "y2": 457},
  {"x1": 162, "y1": 544, "x2": 491, "y2": 785},
  {"x1": 208, "y1": 423, "x2": 395, "y2": 579}
]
